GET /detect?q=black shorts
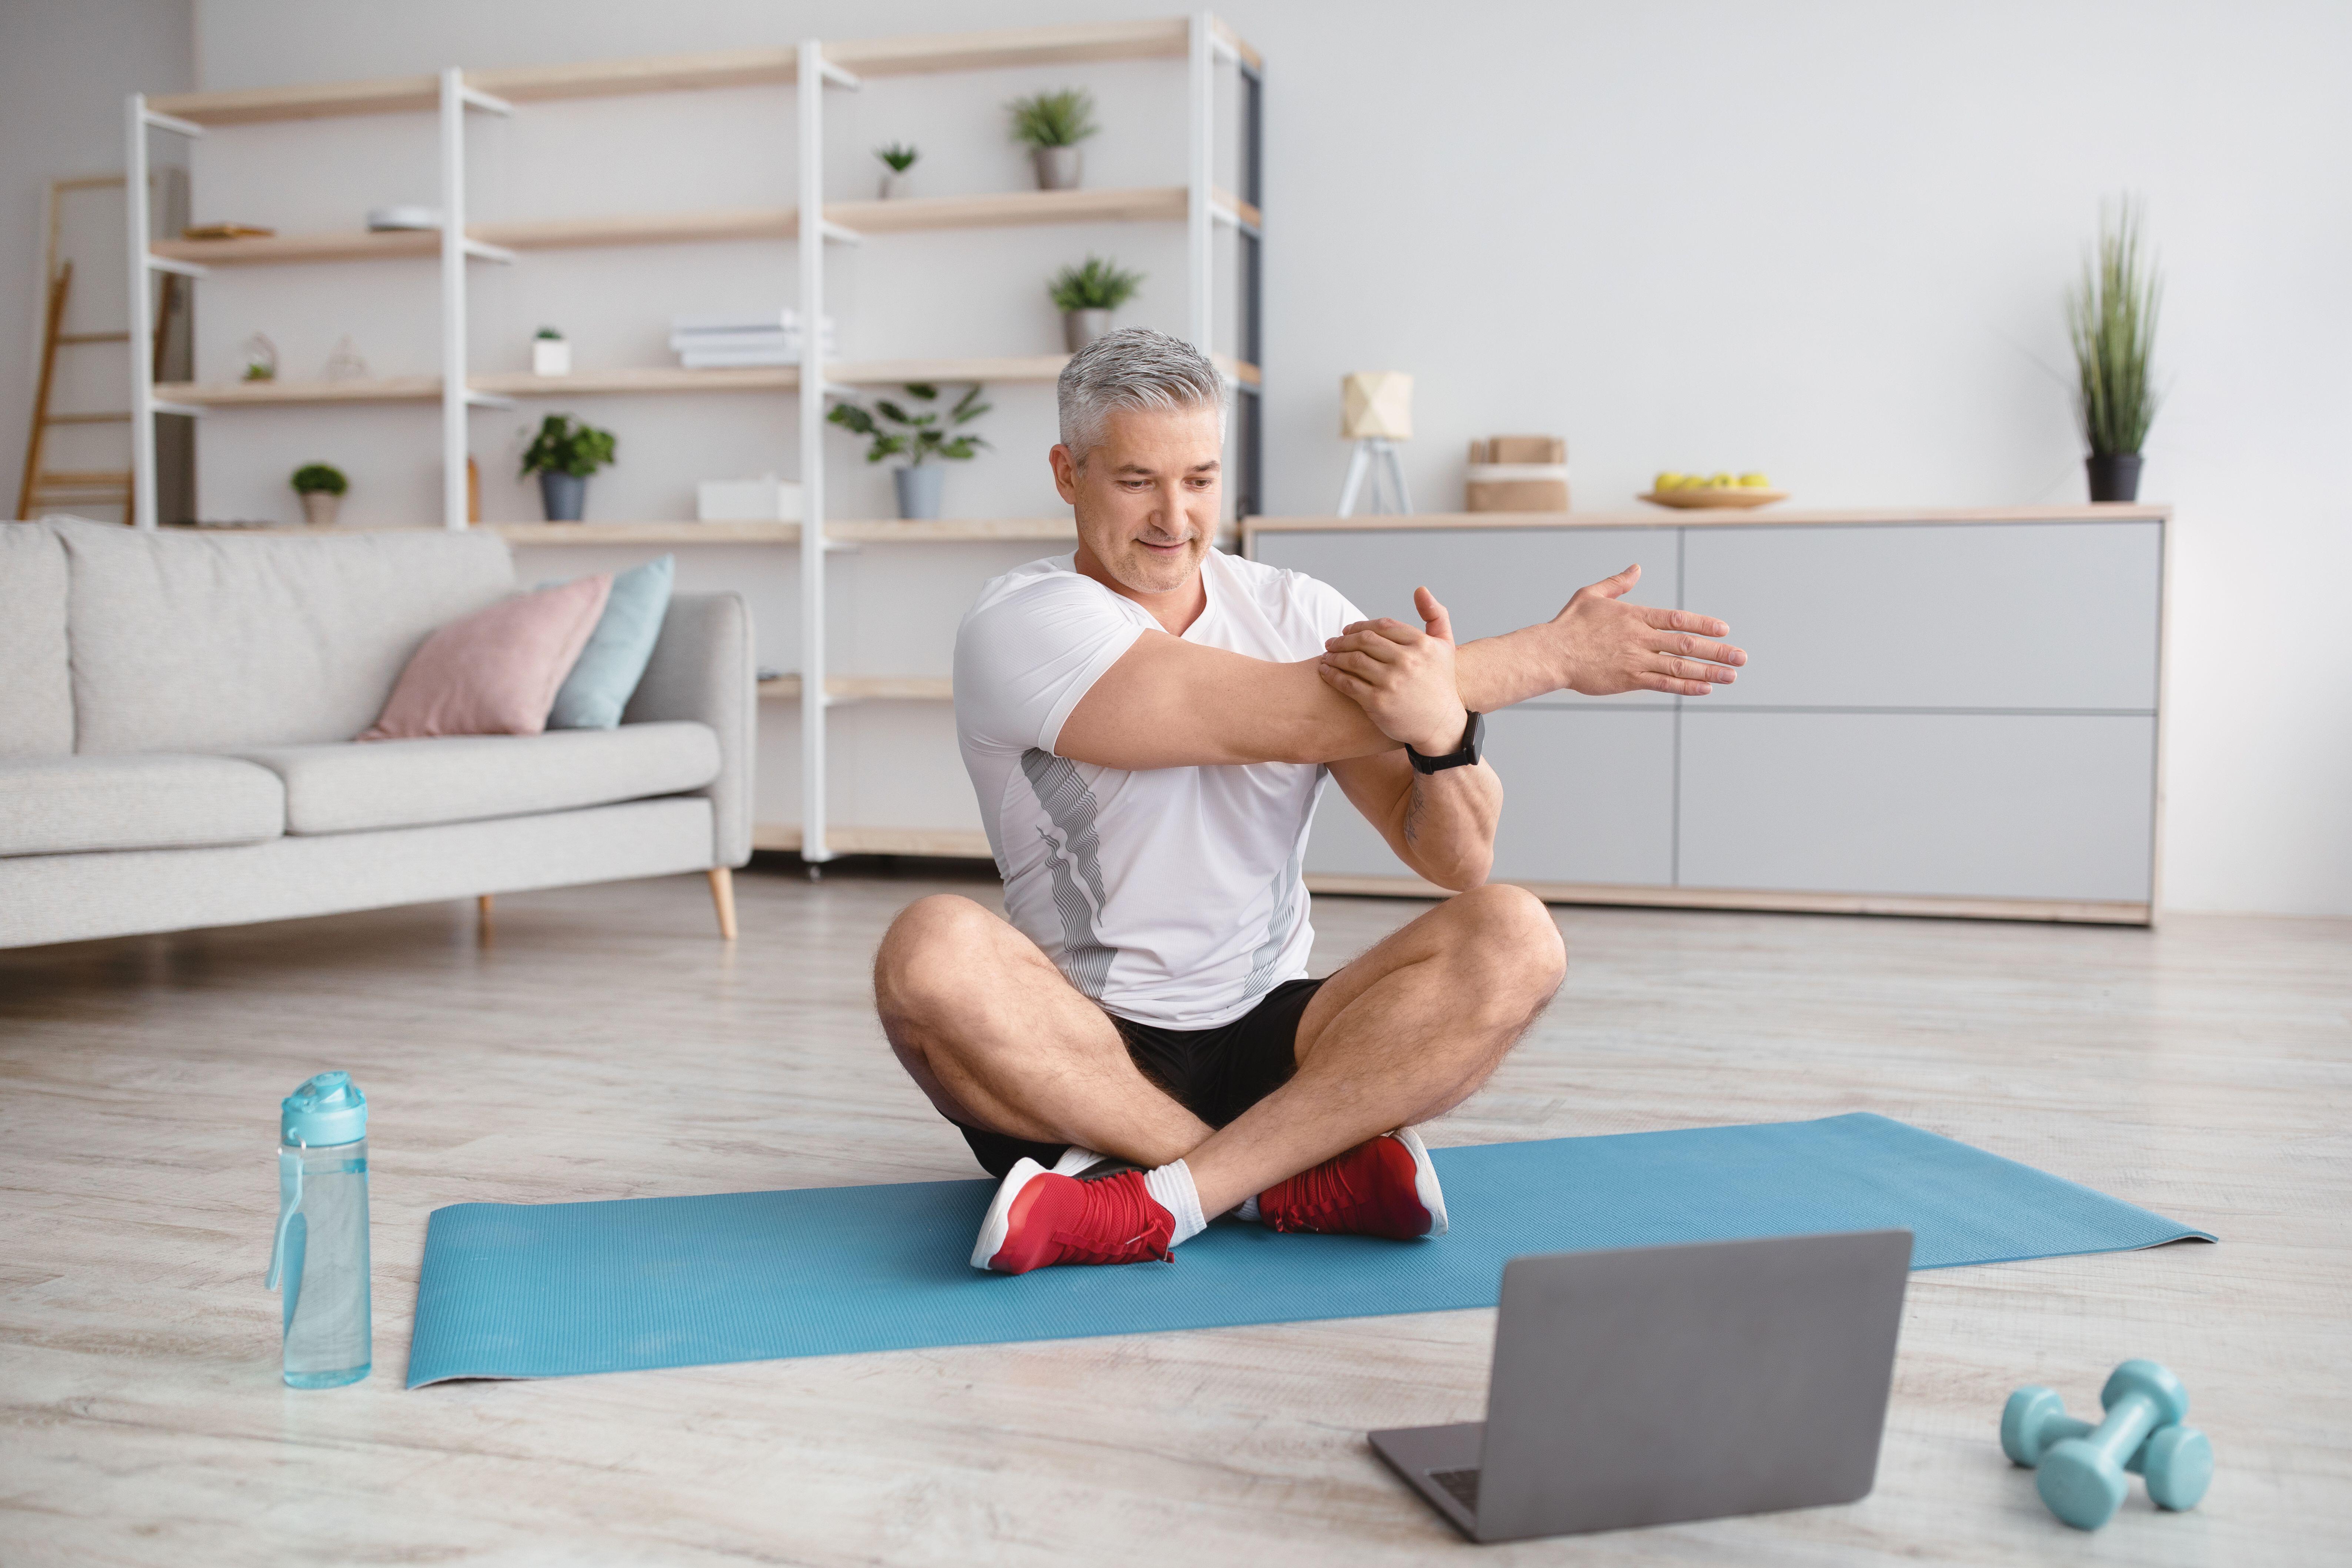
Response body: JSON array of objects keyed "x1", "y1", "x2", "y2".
[{"x1": 952, "y1": 977, "x2": 1326, "y2": 1179}]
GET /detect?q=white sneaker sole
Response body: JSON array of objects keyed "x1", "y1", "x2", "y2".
[
  {"x1": 1395, "y1": 1127, "x2": 1448, "y2": 1238},
  {"x1": 970, "y1": 1157, "x2": 1049, "y2": 1271}
]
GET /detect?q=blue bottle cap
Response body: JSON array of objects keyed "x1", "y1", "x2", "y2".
[{"x1": 281, "y1": 1070, "x2": 367, "y2": 1147}]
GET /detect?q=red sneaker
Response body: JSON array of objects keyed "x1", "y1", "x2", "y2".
[
  {"x1": 1258, "y1": 1128, "x2": 1448, "y2": 1239},
  {"x1": 971, "y1": 1160, "x2": 1176, "y2": 1274}
]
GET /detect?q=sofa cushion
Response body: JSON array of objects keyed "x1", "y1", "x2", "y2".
[
  {"x1": 0, "y1": 523, "x2": 73, "y2": 756},
  {"x1": 550, "y1": 553, "x2": 675, "y2": 730},
  {"x1": 0, "y1": 754, "x2": 286, "y2": 856},
  {"x1": 360, "y1": 574, "x2": 611, "y2": 741},
  {"x1": 231, "y1": 721, "x2": 722, "y2": 835},
  {"x1": 53, "y1": 518, "x2": 514, "y2": 754}
]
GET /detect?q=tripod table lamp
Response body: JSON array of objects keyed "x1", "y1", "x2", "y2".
[{"x1": 1337, "y1": 371, "x2": 1414, "y2": 517}]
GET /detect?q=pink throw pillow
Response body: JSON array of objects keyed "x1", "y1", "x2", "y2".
[{"x1": 360, "y1": 574, "x2": 612, "y2": 740}]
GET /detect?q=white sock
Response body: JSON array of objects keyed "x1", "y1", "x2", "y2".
[
  {"x1": 1234, "y1": 1194, "x2": 1261, "y2": 1223},
  {"x1": 1142, "y1": 1160, "x2": 1207, "y2": 1245}
]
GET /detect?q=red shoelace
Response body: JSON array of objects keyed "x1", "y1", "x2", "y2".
[{"x1": 1042, "y1": 1170, "x2": 1173, "y2": 1265}]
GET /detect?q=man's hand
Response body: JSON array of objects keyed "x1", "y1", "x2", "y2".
[
  {"x1": 1316, "y1": 587, "x2": 1473, "y2": 754},
  {"x1": 1550, "y1": 563, "x2": 1746, "y2": 697}
]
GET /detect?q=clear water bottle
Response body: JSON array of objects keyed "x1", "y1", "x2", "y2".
[{"x1": 267, "y1": 1070, "x2": 371, "y2": 1388}]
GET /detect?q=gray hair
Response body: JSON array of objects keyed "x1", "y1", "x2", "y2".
[{"x1": 1056, "y1": 327, "x2": 1226, "y2": 458}]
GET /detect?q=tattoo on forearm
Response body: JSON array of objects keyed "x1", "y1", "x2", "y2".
[{"x1": 1403, "y1": 775, "x2": 1427, "y2": 845}]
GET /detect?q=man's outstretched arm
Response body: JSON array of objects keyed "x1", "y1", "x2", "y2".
[{"x1": 1056, "y1": 562, "x2": 1744, "y2": 771}]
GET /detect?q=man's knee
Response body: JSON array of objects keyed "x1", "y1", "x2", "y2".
[
  {"x1": 1445, "y1": 883, "x2": 1567, "y2": 1003},
  {"x1": 875, "y1": 894, "x2": 1005, "y2": 1024}
]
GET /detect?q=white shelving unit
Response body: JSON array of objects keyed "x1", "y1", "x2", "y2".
[{"x1": 126, "y1": 14, "x2": 1265, "y2": 868}]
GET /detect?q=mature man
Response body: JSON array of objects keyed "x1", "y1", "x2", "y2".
[{"x1": 875, "y1": 329, "x2": 1745, "y2": 1275}]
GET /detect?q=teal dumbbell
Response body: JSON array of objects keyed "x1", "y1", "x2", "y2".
[{"x1": 2000, "y1": 1360, "x2": 2214, "y2": 1530}]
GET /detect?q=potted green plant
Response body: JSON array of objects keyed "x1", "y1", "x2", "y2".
[
  {"x1": 291, "y1": 462, "x2": 347, "y2": 526},
  {"x1": 1008, "y1": 88, "x2": 1098, "y2": 190},
  {"x1": 827, "y1": 383, "x2": 990, "y2": 520},
  {"x1": 2067, "y1": 198, "x2": 2163, "y2": 502},
  {"x1": 1049, "y1": 256, "x2": 1144, "y2": 351},
  {"x1": 518, "y1": 414, "x2": 617, "y2": 522},
  {"x1": 875, "y1": 143, "x2": 918, "y2": 200}
]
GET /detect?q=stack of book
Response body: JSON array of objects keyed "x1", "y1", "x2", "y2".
[{"x1": 668, "y1": 310, "x2": 836, "y2": 368}]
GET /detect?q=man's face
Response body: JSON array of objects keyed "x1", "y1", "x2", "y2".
[{"x1": 1051, "y1": 403, "x2": 1222, "y2": 597}]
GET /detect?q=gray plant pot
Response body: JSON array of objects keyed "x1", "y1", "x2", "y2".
[
  {"x1": 1031, "y1": 146, "x2": 1083, "y2": 191},
  {"x1": 1063, "y1": 309, "x2": 1113, "y2": 353},
  {"x1": 299, "y1": 491, "x2": 341, "y2": 527},
  {"x1": 539, "y1": 470, "x2": 588, "y2": 522},
  {"x1": 878, "y1": 171, "x2": 911, "y2": 200},
  {"x1": 893, "y1": 464, "x2": 944, "y2": 520}
]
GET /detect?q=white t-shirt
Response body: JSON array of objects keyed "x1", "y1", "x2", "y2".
[{"x1": 954, "y1": 548, "x2": 1367, "y2": 1029}]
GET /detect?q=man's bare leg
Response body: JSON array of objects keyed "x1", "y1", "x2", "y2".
[
  {"x1": 874, "y1": 894, "x2": 1208, "y2": 1166},
  {"x1": 1181, "y1": 883, "x2": 1566, "y2": 1215}
]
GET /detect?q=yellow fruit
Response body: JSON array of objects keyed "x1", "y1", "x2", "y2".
[
  {"x1": 1739, "y1": 472, "x2": 1771, "y2": 487},
  {"x1": 1654, "y1": 471, "x2": 1682, "y2": 491},
  {"x1": 1708, "y1": 471, "x2": 1734, "y2": 488}
]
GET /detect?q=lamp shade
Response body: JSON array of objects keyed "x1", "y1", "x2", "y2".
[{"x1": 1341, "y1": 371, "x2": 1413, "y2": 441}]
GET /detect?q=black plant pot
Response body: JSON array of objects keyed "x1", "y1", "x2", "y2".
[
  {"x1": 539, "y1": 470, "x2": 588, "y2": 522},
  {"x1": 2085, "y1": 453, "x2": 2143, "y2": 503}
]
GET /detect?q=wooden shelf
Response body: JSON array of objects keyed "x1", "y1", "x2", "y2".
[
  {"x1": 1303, "y1": 874, "x2": 2152, "y2": 927},
  {"x1": 759, "y1": 674, "x2": 954, "y2": 703},
  {"x1": 147, "y1": 18, "x2": 1248, "y2": 126},
  {"x1": 750, "y1": 823, "x2": 993, "y2": 858},
  {"x1": 488, "y1": 521, "x2": 799, "y2": 544},
  {"x1": 154, "y1": 376, "x2": 441, "y2": 406},
  {"x1": 829, "y1": 518, "x2": 1076, "y2": 543},
  {"x1": 473, "y1": 365, "x2": 799, "y2": 397},
  {"x1": 151, "y1": 186, "x2": 1212, "y2": 267}
]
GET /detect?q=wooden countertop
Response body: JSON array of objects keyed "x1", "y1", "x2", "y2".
[{"x1": 1245, "y1": 504, "x2": 2169, "y2": 538}]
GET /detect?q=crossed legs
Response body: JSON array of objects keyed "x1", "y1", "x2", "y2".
[{"x1": 874, "y1": 884, "x2": 1567, "y2": 1215}]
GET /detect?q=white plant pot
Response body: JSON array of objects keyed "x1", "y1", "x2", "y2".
[
  {"x1": 1032, "y1": 146, "x2": 1082, "y2": 190},
  {"x1": 532, "y1": 339, "x2": 572, "y2": 376},
  {"x1": 878, "y1": 171, "x2": 911, "y2": 200},
  {"x1": 300, "y1": 492, "x2": 341, "y2": 526}
]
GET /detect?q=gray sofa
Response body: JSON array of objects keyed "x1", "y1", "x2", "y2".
[{"x1": 1, "y1": 519, "x2": 753, "y2": 949}]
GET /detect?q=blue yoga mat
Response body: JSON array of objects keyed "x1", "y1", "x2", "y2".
[{"x1": 404, "y1": 1112, "x2": 2212, "y2": 1386}]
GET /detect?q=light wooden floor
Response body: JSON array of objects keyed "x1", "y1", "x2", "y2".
[{"x1": 1, "y1": 868, "x2": 2346, "y2": 1565}]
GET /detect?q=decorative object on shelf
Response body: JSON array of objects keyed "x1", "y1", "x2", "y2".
[
  {"x1": 1337, "y1": 371, "x2": 1413, "y2": 517},
  {"x1": 669, "y1": 309, "x2": 832, "y2": 368},
  {"x1": 323, "y1": 335, "x2": 369, "y2": 382},
  {"x1": 240, "y1": 332, "x2": 278, "y2": 382},
  {"x1": 531, "y1": 327, "x2": 571, "y2": 377},
  {"x1": 827, "y1": 383, "x2": 991, "y2": 520},
  {"x1": 467, "y1": 456, "x2": 481, "y2": 524},
  {"x1": 1009, "y1": 88, "x2": 1098, "y2": 190},
  {"x1": 1048, "y1": 256, "x2": 1143, "y2": 351},
  {"x1": 1640, "y1": 472, "x2": 1788, "y2": 509},
  {"x1": 1465, "y1": 436, "x2": 1570, "y2": 512},
  {"x1": 291, "y1": 462, "x2": 347, "y2": 526},
  {"x1": 875, "y1": 143, "x2": 918, "y2": 200},
  {"x1": 181, "y1": 222, "x2": 274, "y2": 240},
  {"x1": 365, "y1": 204, "x2": 440, "y2": 232},
  {"x1": 697, "y1": 475, "x2": 803, "y2": 522},
  {"x1": 2068, "y1": 196, "x2": 2162, "y2": 504},
  {"x1": 518, "y1": 414, "x2": 617, "y2": 523}
]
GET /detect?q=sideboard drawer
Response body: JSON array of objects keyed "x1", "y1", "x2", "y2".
[
  {"x1": 1308, "y1": 707, "x2": 1676, "y2": 886},
  {"x1": 1678, "y1": 711, "x2": 2155, "y2": 902},
  {"x1": 1681, "y1": 522, "x2": 2160, "y2": 711}
]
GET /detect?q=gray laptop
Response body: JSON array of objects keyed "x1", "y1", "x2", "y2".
[{"x1": 1370, "y1": 1230, "x2": 1912, "y2": 1543}]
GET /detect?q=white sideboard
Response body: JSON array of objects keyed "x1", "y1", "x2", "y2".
[{"x1": 1246, "y1": 506, "x2": 2169, "y2": 925}]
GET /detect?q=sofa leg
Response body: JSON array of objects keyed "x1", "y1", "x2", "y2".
[
  {"x1": 477, "y1": 893, "x2": 494, "y2": 938},
  {"x1": 707, "y1": 867, "x2": 738, "y2": 941}
]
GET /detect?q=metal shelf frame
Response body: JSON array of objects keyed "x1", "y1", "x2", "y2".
[{"x1": 124, "y1": 11, "x2": 1262, "y2": 867}]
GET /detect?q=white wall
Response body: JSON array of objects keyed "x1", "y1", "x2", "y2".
[
  {"x1": 1, "y1": 0, "x2": 192, "y2": 523},
  {"x1": 160, "y1": 0, "x2": 2352, "y2": 915}
]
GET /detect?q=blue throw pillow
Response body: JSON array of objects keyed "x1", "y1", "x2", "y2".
[{"x1": 547, "y1": 553, "x2": 675, "y2": 729}]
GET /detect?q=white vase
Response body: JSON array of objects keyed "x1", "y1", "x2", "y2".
[{"x1": 532, "y1": 339, "x2": 571, "y2": 376}]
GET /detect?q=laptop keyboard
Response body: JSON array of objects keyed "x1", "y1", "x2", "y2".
[{"x1": 1429, "y1": 1467, "x2": 1481, "y2": 1512}]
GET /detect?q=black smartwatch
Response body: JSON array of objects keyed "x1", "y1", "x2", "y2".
[{"x1": 1406, "y1": 711, "x2": 1484, "y2": 774}]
